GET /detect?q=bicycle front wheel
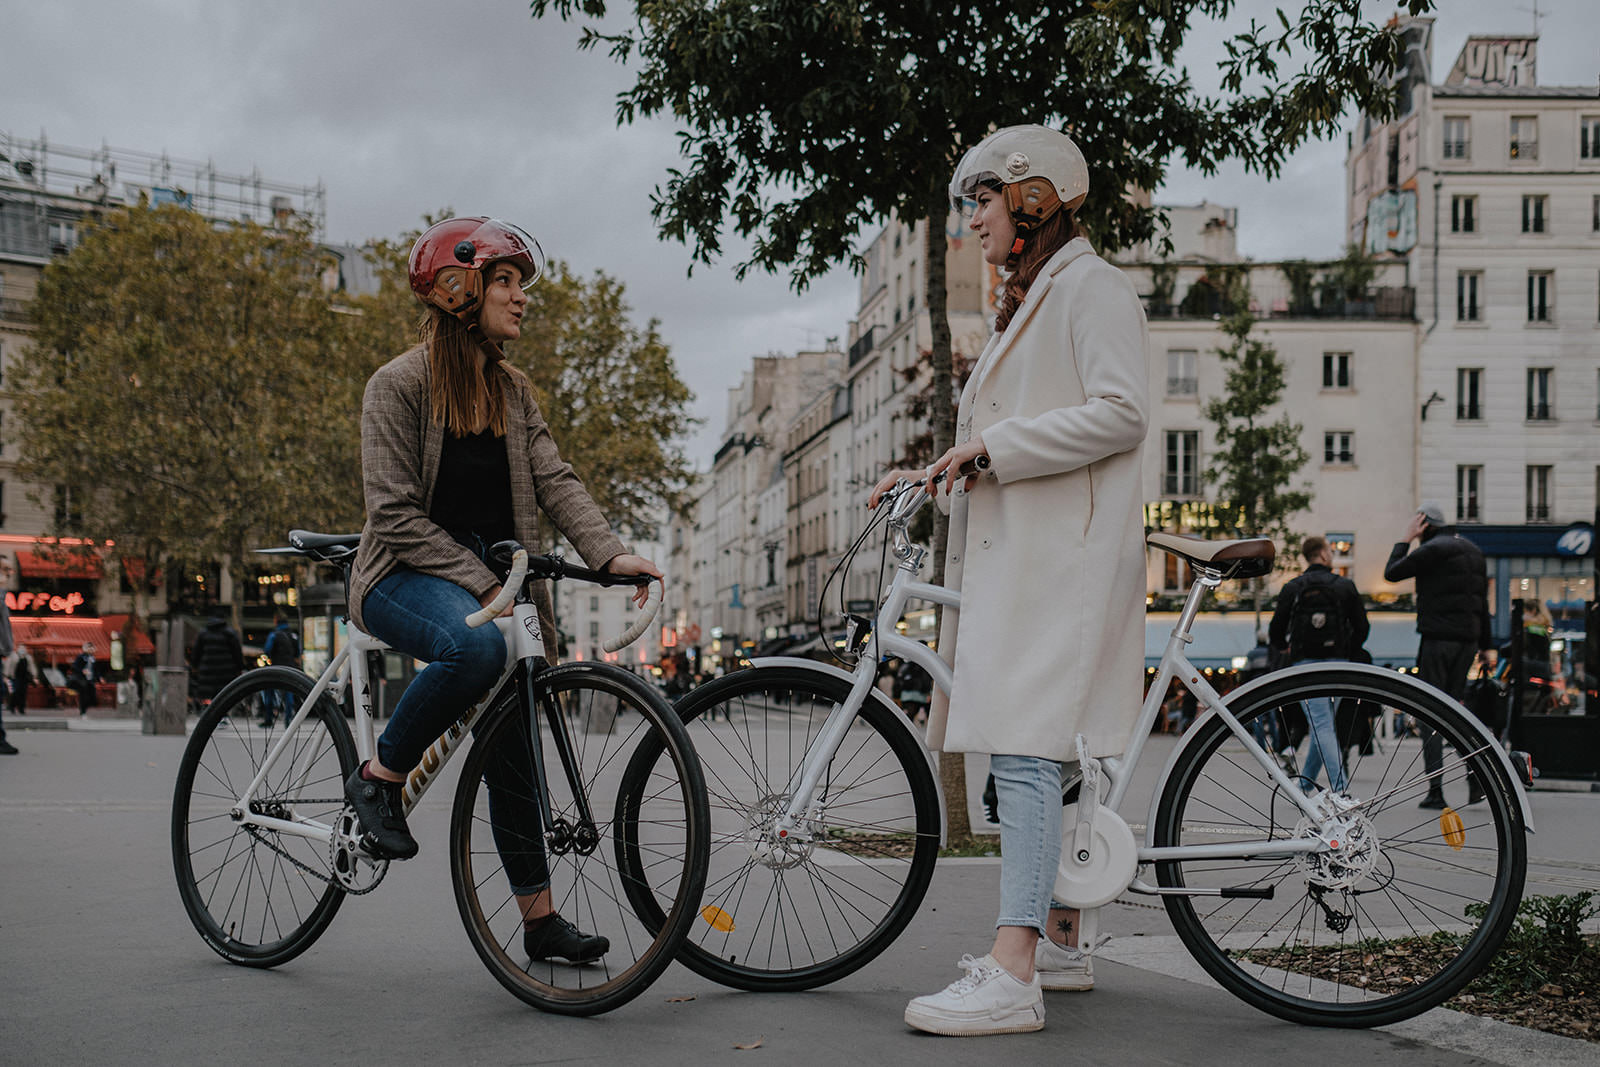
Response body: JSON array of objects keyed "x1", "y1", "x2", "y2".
[
  {"x1": 1154, "y1": 666, "x2": 1527, "y2": 1028},
  {"x1": 620, "y1": 665, "x2": 940, "y2": 991},
  {"x1": 449, "y1": 662, "x2": 708, "y2": 1016},
  {"x1": 171, "y1": 667, "x2": 357, "y2": 967}
]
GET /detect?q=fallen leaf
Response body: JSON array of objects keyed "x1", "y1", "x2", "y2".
[
  {"x1": 1538, "y1": 984, "x2": 1566, "y2": 997},
  {"x1": 666, "y1": 995, "x2": 696, "y2": 1003},
  {"x1": 734, "y1": 1037, "x2": 764, "y2": 1050}
]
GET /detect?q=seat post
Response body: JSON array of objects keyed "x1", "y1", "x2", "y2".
[{"x1": 1173, "y1": 568, "x2": 1222, "y2": 641}]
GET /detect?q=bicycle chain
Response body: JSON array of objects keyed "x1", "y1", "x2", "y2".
[{"x1": 242, "y1": 804, "x2": 388, "y2": 896}]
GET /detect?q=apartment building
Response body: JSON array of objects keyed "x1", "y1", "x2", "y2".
[{"x1": 1348, "y1": 23, "x2": 1598, "y2": 635}]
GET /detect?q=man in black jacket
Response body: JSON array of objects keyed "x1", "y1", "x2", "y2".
[
  {"x1": 1384, "y1": 502, "x2": 1496, "y2": 808},
  {"x1": 1270, "y1": 537, "x2": 1369, "y2": 793}
]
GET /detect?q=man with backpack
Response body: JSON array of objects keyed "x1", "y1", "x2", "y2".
[
  {"x1": 258, "y1": 614, "x2": 301, "y2": 728},
  {"x1": 1269, "y1": 536, "x2": 1369, "y2": 793}
]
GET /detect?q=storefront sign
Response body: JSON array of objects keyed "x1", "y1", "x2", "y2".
[
  {"x1": 6, "y1": 590, "x2": 86, "y2": 615},
  {"x1": 1555, "y1": 523, "x2": 1593, "y2": 558}
]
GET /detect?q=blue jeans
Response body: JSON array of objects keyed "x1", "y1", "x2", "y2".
[
  {"x1": 363, "y1": 566, "x2": 550, "y2": 893},
  {"x1": 989, "y1": 754, "x2": 1066, "y2": 934},
  {"x1": 1297, "y1": 658, "x2": 1348, "y2": 793}
]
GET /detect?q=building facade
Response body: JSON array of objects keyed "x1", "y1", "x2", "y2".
[{"x1": 1347, "y1": 24, "x2": 1598, "y2": 640}]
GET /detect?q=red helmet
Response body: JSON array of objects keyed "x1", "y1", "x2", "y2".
[{"x1": 407, "y1": 217, "x2": 544, "y2": 318}]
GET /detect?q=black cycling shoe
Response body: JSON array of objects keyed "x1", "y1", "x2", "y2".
[
  {"x1": 343, "y1": 763, "x2": 419, "y2": 859},
  {"x1": 524, "y1": 914, "x2": 609, "y2": 963}
]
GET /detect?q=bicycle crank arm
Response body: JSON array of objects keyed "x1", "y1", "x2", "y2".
[{"x1": 1129, "y1": 877, "x2": 1275, "y2": 899}]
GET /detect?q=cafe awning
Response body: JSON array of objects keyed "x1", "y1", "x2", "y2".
[
  {"x1": 12, "y1": 616, "x2": 155, "y2": 663},
  {"x1": 15, "y1": 549, "x2": 104, "y2": 580}
]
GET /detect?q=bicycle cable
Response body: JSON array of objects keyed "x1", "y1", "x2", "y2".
[{"x1": 816, "y1": 484, "x2": 902, "y2": 668}]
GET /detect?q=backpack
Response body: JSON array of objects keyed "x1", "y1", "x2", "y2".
[
  {"x1": 265, "y1": 628, "x2": 300, "y2": 666},
  {"x1": 1288, "y1": 572, "x2": 1350, "y2": 660}
]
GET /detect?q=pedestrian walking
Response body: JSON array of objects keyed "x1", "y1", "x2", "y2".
[
  {"x1": 1383, "y1": 502, "x2": 1495, "y2": 808},
  {"x1": 67, "y1": 642, "x2": 100, "y2": 717},
  {"x1": 188, "y1": 616, "x2": 245, "y2": 710},
  {"x1": 9, "y1": 645, "x2": 32, "y2": 716},
  {"x1": 0, "y1": 556, "x2": 16, "y2": 753},
  {"x1": 870, "y1": 124, "x2": 1148, "y2": 1035},
  {"x1": 1268, "y1": 536, "x2": 1369, "y2": 793},
  {"x1": 258, "y1": 614, "x2": 302, "y2": 727}
]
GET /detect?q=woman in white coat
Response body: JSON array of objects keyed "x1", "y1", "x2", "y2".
[{"x1": 870, "y1": 125, "x2": 1149, "y2": 1036}]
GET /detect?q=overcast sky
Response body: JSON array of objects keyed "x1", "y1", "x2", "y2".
[{"x1": 3, "y1": 1, "x2": 1594, "y2": 468}]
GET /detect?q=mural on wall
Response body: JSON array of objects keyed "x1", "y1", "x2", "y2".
[
  {"x1": 1445, "y1": 37, "x2": 1538, "y2": 88},
  {"x1": 1364, "y1": 189, "x2": 1418, "y2": 254}
]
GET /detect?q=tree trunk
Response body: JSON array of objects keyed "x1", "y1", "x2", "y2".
[{"x1": 924, "y1": 200, "x2": 970, "y2": 844}]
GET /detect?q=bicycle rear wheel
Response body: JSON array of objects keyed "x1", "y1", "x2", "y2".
[
  {"x1": 449, "y1": 662, "x2": 708, "y2": 1016},
  {"x1": 618, "y1": 665, "x2": 941, "y2": 991},
  {"x1": 1154, "y1": 666, "x2": 1526, "y2": 1028},
  {"x1": 172, "y1": 667, "x2": 357, "y2": 967}
]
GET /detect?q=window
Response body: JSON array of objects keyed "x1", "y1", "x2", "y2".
[
  {"x1": 1525, "y1": 465, "x2": 1552, "y2": 522},
  {"x1": 1322, "y1": 352, "x2": 1353, "y2": 390},
  {"x1": 1456, "y1": 466, "x2": 1483, "y2": 523},
  {"x1": 588, "y1": 621, "x2": 600, "y2": 641},
  {"x1": 1163, "y1": 431, "x2": 1200, "y2": 496},
  {"x1": 1457, "y1": 368, "x2": 1483, "y2": 420},
  {"x1": 1450, "y1": 194, "x2": 1477, "y2": 233},
  {"x1": 1593, "y1": 195, "x2": 1599, "y2": 232},
  {"x1": 1510, "y1": 115, "x2": 1538, "y2": 160},
  {"x1": 589, "y1": 595, "x2": 599, "y2": 612},
  {"x1": 1527, "y1": 270, "x2": 1553, "y2": 322},
  {"x1": 1521, "y1": 195, "x2": 1548, "y2": 234},
  {"x1": 1166, "y1": 349, "x2": 1197, "y2": 396},
  {"x1": 1526, "y1": 367, "x2": 1553, "y2": 420},
  {"x1": 1323, "y1": 431, "x2": 1355, "y2": 465},
  {"x1": 1326, "y1": 532, "x2": 1354, "y2": 577},
  {"x1": 1456, "y1": 270, "x2": 1482, "y2": 321},
  {"x1": 1442, "y1": 116, "x2": 1470, "y2": 160},
  {"x1": 1581, "y1": 116, "x2": 1600, "y2": 160}
]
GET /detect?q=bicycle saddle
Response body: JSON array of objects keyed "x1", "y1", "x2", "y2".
[{"x1": 1146, "y1": 532, "x2": 1275, "y2": 580}]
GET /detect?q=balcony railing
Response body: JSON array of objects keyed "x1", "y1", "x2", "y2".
[
  {"x1": 0, "y1": 297, "x2": 34, "y2": 324},
  {"x1": 848, "y1": 326, "x2": 877, "y2": 366},
  {"x1": 1144, "y1": 286, "x2": 1415, "y2": 321}
]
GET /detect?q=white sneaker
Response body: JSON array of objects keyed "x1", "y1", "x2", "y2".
[
  {"x1": 904, "y1": 954, "x2": 1044, "y2": 1036},
  {"x1": 1035, "y1": 938, "x2": 1094, "y2": 991}
]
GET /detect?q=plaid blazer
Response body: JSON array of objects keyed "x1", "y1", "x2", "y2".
[{"x1": 348, "y1": 346, "x2": 626, "y2": 660}]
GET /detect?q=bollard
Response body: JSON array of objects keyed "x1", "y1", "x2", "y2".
[{"x1": 144, "y1": 666, "x2": 189, "y2": 736}]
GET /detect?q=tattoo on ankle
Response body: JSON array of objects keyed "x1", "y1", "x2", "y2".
[{"x1": 1056, "y1": 918, "x2": 1073, "y2": 938}]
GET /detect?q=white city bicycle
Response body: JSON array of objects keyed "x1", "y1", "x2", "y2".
[
  {"x1": 625, "y1": 478, "x2": 1532, "y2": 1028},
  {"x1": 171, "y1": 533, "x2": 710, "y2": 1016}
]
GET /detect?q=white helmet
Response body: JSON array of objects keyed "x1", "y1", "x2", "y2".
[{"x1": 949, "y1": 125, "x2": 1089, "y2": 238}]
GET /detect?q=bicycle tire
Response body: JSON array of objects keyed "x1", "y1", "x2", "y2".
[
  {"x1": 1154, "y1": 666, "x2": 1527, "y2": 1028},
  {"x1": 618, "y1": 665, "x2": 940, "y2": 991},
  {"x1": 449, "y1": 662, "x2": 709, "y2": 1016},
  {"x1": 172, "y1": 667, "x2": 358, "y2": 968}
]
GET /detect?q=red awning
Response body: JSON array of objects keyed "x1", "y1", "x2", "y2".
[
  {"x1": 16, "y1": 549, "x2": 105, "y2": 580},
  {"x1": 12, "y1": 616, "x2": 155, "y2": 664}
]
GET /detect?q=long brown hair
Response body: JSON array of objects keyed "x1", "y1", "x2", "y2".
[
  {"x1": 419, "y1": 306, "x2": 527, "y2": 437},
  {"x1": 993, "y1": 208, "x2": 1081, "y2": 334}
]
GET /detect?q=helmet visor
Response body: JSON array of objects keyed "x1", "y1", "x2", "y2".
[{"x1": 464, "y1": 218, "x2": 545, "y2": 290}]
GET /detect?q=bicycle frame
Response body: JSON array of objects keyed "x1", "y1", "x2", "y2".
[
  {"x1": 772, "y1": 483, "x2": 1533, "y2": 884},
  {"x1": 227, "y1": 603, "x2": 547, "y2": 846}
]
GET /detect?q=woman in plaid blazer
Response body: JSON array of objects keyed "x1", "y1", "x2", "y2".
[{"x1": 343, "y1": 217, "x2": 661, "y2": 964}]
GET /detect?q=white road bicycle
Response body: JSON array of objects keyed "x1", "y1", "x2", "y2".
[
  {"x1": 171, "y1": 533, "x2": 710, "y2": 1016},
  {"x1": 627, "y1": 478, "x2": 1531, "y2": 1028}
]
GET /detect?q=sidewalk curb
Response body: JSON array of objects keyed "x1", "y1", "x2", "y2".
[{"x1": 1098, "y1": 934, "x2": 1599, "y2": 1066}]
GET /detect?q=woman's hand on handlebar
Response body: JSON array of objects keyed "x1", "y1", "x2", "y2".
[
  {"x1": 604, "y1": 553, "x2": 663, "y2": 607},
  {"x1": 927, "y1": 435, "x2": 988, "y2": 498},
  {"x1": 868, "y1": 468, "x2": 924, "y2": 510}
]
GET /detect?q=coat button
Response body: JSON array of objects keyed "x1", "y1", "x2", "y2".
[
  {"x1": 951, "y1": 554, "x2": 960, "y2": 563},
  {"x1": 991, "y1": 401, "x2": 999, "y2": 410},
  {"x1": 981, "y1": 538, "x2": 991, "y2": 549}
]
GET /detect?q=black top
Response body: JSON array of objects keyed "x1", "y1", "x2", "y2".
[
  {"x1": 1383, "y1": 528, "x2": 1492, "y2": 648},
  {"x1": 1268, "y1": 563, "x2": 1371, "y2": 664},
  {"x1": 430, "y1": 428, "x2": 515, "y2": 549}
]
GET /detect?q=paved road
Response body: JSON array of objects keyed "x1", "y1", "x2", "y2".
[{"x1": 1, "y1": 720, "x2": 1596, "y2": 1066}]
